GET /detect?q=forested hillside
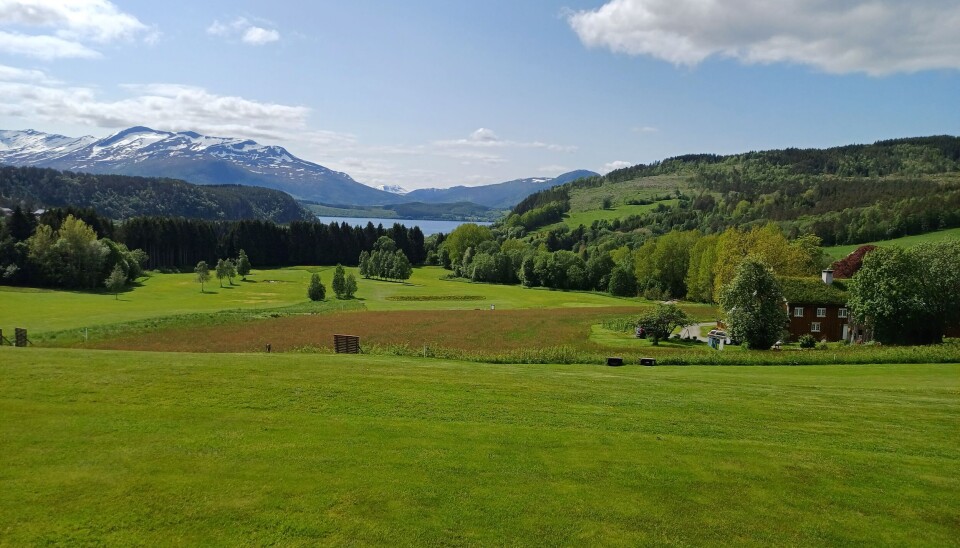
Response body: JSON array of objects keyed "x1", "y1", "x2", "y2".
[
  {"x1": 426, "y1": 136, "x2": 960, "y2": 303},
  {"x1": 0, "y1": 165, "x2": 314, "y2": 223},
  {"x1": 506, "y1": 136, "x2": 960, "y2": 245}
]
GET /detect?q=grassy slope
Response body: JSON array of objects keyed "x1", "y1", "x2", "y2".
[
  {"x1": 1, "y1": 348, "x2": 957, "y2": 545},
  {"x1": 560, "y1": 200, "x2": 678, "y2": 229},
  {"x1": 824, "y1": 227, "x2": 960, "y2": 259}
]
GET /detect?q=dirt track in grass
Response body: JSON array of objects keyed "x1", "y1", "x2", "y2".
[{"x1": 84, "y1": 307, "x2": 644, "y2": 353}]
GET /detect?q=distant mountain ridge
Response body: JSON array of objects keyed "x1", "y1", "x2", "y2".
[
  {"x1": 0, "y1": 127, "x2": 598, "y2": 210},
  {"x1": 404, "y1": 170, "x2": 598, "y2": 208},
  {"x1": 0, "y1": 127, "x2": 402, "y2": 206}
]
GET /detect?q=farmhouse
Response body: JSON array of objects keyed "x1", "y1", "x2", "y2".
[{"x1": 780, "y1": 270, "x2": 851, "y2": 342}]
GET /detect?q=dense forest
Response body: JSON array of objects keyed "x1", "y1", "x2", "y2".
[
  {"x1": 1, "y1": 206, "x2": 429, "y2": 287},
  {"x1": 0, "y1": 165, "x2": 314, "y2": 223}
]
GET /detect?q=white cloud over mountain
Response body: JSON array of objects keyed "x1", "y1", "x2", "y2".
[
  {"x1": 0, "y1": 67, "x2": 354, "y2": 146},
  {"x1": 568, "y1": 0, "x2": 960, "y2": 75}
]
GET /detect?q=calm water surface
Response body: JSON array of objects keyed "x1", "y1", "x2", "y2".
[{"x1": 315, "y1": 216, "x2": 491, "y2": 236}]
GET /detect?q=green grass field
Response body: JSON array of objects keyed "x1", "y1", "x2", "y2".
[
  {"x1": 824, "y1": 227, "x2": 960, "y2": 259},
  {"x1": 0, "y1": 267, "x2": 321, "y2": 333},
  {"x1": 1, "y1": 267, "x2": 660, "y2": 335},
  {"x1": 1, "y1": 348, "x2": 957, "y2": 545}
]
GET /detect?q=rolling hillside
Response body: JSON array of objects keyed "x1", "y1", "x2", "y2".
[{"x1": 0, "y1": 165, "x2": 314, "y2": 222}]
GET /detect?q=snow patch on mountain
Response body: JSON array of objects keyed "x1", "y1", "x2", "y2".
[{"x1": 376, "y1": 184, "x2": 409, "y2": 195}]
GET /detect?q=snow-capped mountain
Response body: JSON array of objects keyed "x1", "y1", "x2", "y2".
[
  {"x1": 375, "y1": 184, "x2": 409, "y2": 195},
  {"x1": 0, "y1": 127, "x2": 402, "y2": 206}
]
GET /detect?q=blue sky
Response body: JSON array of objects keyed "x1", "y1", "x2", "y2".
[{"x1": 1, "y1": 0, "x2": 958, "y2": 189}]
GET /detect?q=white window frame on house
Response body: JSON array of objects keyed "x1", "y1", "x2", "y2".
[
  {"x1": 794, "y1": 307, "x2": 804, "y2": 317},
  {"x1": 811, "y1": 322, "x2": 821, "y2": 333},
  {"x1": 838, "y1": 308, "x2": 848, "y2": 318},
  {"x1": 816, "y1": 307, "x2": 827, "y2": 317}
]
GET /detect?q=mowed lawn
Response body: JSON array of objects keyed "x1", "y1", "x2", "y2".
[
  {"x1": 0, "y1": 268, "x2": 318, "y2": 333},
  {"x1": 1, "y1": 348, "x2": 958, "y2": 545}
]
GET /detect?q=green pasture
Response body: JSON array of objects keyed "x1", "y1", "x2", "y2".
[
  {"x1": 0, "y1": 268, "x2": 317, "y2": 334},
  {"x1": 824, "y1": 227, "x2": 960, "y2": 259},
  {"x1": 1, "y1": 348, "x2": 957, "y2": 545},
  {"x1": 566, "y1": 174, "x2": 689, "y2": 212},
  {"x1": 0, "y1": 266, "x2": 671, "y2": 335},
  {"x1": 559, "y1": 200, "x2": 679, "y2": 229}
]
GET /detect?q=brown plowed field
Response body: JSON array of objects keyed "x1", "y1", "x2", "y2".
[{"x1": 85, "y1": 307, "x2": 641, "y2": 353}]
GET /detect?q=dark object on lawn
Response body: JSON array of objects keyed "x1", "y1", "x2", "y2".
[
  {"x1": 640, "y1": 357, "x2": 656, "y2": 366},
  {"x1": 15, "y1": 328, "x2": 30, "y2": 347},
  {"x1": 0, "y1": 329, "x2": 10, "y2": 346},
  {"x1": 266, "y1": 343, "x2": 271, "y2": 353},
  {"x1": 334, "y1": 334, "x2": 361, "y2": 354},
  {"x1": 606, "y1": 357, "x2": 624, "y2": 366}
]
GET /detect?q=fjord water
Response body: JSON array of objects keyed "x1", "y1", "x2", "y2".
[{"x1": 315, "y1": 216, "x2": 491, "y2": 236}]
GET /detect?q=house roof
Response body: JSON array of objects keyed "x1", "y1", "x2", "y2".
[{"x1": 778, "y1": 277, "x2": 848, "y2": 306}]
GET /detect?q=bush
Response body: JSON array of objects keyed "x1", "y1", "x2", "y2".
[
  {"x1": 307, "y1": 273, "x2": 325, "y2": 301},
  {"x1": 798, "y1": 334, "x2": 816, "y2": 348}
]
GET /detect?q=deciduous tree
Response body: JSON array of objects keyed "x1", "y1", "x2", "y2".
[
  {"x1": 105, "y1": 264, "x2": 126, "y2": 300},
  {"x1": 195, "y1": 261, "x2": 210, "y2": 293},
  {"x1": 636, "y1": 303, "x2": 694, "y2": 345},
  {"x1": 719, "y1": 259, "x2": 788, "y2": 350}
]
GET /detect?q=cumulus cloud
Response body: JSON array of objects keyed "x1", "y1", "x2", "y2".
[
  {"x1": 436, "y1": 128, "x2": 577, "y2": 152},
  {"x1": 0, "y1": 0, "x2": 150, "y2": 58},
  {"x1": 0, "y1": 68, "x2": 353, "y2": 146},
  {"x1": 208, "y1": 17, "x2": 279, "y2": 46},
  {"x1": 601, "y1": 160, "x2": 632, "y2": 174},
  {"x1": 567, "y1": 0, "x2": 960, "y2": 75}
]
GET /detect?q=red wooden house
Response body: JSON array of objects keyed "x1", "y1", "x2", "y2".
[{"x1": 780, "y1": 270, "x2": 851, "y2": 342}]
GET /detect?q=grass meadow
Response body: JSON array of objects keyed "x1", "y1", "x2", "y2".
[
  {"x1": 2, "y1": 348, "x2": 958, "y2": 545},
  {"x1": 1, "y1": 266, "x2": 656, "y2": 337}
]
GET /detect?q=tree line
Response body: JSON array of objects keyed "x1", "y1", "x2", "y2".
[{"x1": 1, "y1": 206, "x2": 429, "y2": 288}]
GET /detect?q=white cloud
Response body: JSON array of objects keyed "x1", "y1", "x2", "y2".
[
  {"x1": 0, "y1": 62, "x2": 59, "y2": 83},
  {"x1": 470, "y1": 127, "x2": 500, "y2": 142},
  {"x1": 436, "y1": 128, "x2": 577, "y2": 152},
  {"x1": 0, "y1": 30, "x2": 99, "y2": 58},
  {"x1": 632, "y1": 125, "x2": 658, "y2": 133},
  {"x1": 242, "y1": 26, "x2": 278, "y2": 45},
  {"x1": 0, "y1": 68, "x2": 354, "y2": 146},
  {"x1": 208, "y1": 17, "x2": 280, "y2": 46},
  {"x1": 601, "y1": 160, "x2": 632, "y2": 174},
  {"x1": 0, "y1": 0, "x2": 149, "y2": 59},
  {"x1": 567, "y1": 0, "x2": 960, "y2": 75}
]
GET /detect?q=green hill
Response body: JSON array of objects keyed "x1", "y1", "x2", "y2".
[
  {"x1": 507, "y1": 136, "x2": 960, "y2": 247},
  {"x1": 0, "y1": 165, "x2": 313, "y2": 223}
]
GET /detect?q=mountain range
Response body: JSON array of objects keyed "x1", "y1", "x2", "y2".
[
  {"x1": 0, "y1": 127, "x2": 596, "y2": 210},
  {"x1": 0, "y1": 127, "x2": 399, "y2": 206}
]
